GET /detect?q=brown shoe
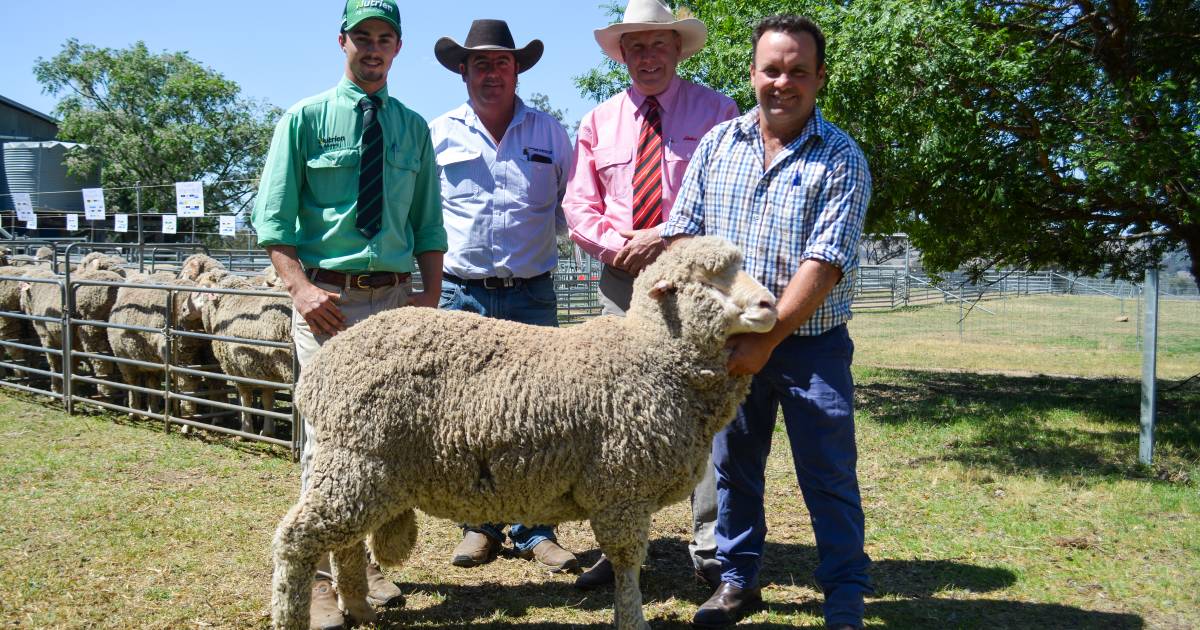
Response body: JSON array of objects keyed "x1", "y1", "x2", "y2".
[
  {"x1": 520, "y1": 539, "x2": 579, "y2": 573},
  {"x1": 450, "y1": 530, "x2": 500, "y2": 567},
  {"x1": 692, "y1": 582, "x2": 762, "y2": 628},
  {"x1": 365, "y1": 562, "x2": 405, "y2": 608},
  {"x1": 309, "y1": 578, "x2": 346, "y2": 630},
  {"x1": 574, "y1": 554, "x2": 614, "y2": 590}
]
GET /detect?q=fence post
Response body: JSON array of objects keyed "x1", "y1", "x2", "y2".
[
  {"x1": 1139, "y1": 266, "x2": 1159, "y2": 465},
  {"x1": 903, "y1": 237, "x2": 911, "y2": 306},
  {"x1": 136, "y1": 182, "x2": 145, "y2": 273}
]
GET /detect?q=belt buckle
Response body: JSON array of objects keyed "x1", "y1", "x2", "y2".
[
  {"x1": 483, "y1": 277, "x2": 514, "y2": 290},
  {"x1": 354, "y1": 274, "x2": 370, "y2": 290}
]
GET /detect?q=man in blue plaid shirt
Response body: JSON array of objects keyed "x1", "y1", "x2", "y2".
[{"x1": 662, "y1": 14, "x2": 871, "y2": 630}]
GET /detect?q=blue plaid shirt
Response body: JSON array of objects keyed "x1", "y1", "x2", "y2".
[{"x1": 662, "y1": 107, "x2": 871, "y2": 336}]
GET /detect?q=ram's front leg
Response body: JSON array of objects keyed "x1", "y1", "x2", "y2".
[{"x1": 590, "y1": 504, "x2": 653, "y2": 630}]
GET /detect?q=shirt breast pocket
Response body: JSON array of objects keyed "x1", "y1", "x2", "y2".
[
  {"x1": 594, "y1": 146, "x2": 633, "y2": 199},
  {"x1": 436, "y1": 148, "x2": 483, "y2": 200},
  {"x1": 664, "y1": 138, "x2": 699, "y2": 192},
  {"x1": 386, "y1": 147, "x2": 421, "y2": 210},
  {"x1": 305, "y1": 148, "x2": 360, "y2": 207},
  {"x1": 516, "y1": 159, "x2": 557, "y2": 209}
]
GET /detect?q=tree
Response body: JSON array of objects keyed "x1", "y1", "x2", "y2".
[
  {"x1": 526, "y1": 91, "x2": 580, "y2": 140},
  {"x1": 579, "y1": 1, "x2": 1200, "y2": 281},
  {"x1": 34, "y1": 39, "x2": 280, "y2": 233}
]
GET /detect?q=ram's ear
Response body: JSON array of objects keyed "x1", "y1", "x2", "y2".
[{"x1": 648, "y1": 280, "x2": 675, "y2": 301}]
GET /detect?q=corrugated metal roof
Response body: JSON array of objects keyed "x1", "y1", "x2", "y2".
[{"x1": 0, "y1": 94, "x2": 59, "y2": 125}]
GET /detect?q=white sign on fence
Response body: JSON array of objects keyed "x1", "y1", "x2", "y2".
[
  {"x1": 175, "y1": 181, "x2": 205, "y2": 217},
  {"x1": 13, "y1": 193, "x2": 34, "y2": 221},
  {"x1": 82, "y1": 188, "x2": 106, "y2": 220},
  {"x1": 219, "y1": 215, "x2": 236, "y2": 236},
  {"x1": 66, "y1": 213, "x2": 79, "y2": 231},
  {"x1": 25, "y1": 215, "x2": 37, "y2": 230},
  {"x1": 114, "y1": 213, "x2": 129, "y2": 233},
  {"x1": 162, "y1": 214, "x2": 177, "y2": 234}
]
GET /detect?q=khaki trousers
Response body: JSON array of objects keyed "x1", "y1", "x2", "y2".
[{"x1": 295, "y1": 279, "x2": 410, "y2": 493}]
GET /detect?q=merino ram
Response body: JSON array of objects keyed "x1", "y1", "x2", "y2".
[
  {"x1": 191, "y1": 269, "x2": 292, "y2": 437},
  {"x1": 271, "y1": 237, "x2": 779, "y2": 630}
]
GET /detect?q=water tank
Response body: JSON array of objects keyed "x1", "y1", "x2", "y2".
[{"x1": 3, "y1": 141, "x2": 98, "y2": 213}]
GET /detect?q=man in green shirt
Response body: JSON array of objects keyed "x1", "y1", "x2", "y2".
[{"x1": 251, "y1": 1, "x2": 446, "y2": 628}]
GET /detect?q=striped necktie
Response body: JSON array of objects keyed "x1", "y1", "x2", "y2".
[
  {"x1": 356, "y1": 95, "x2": 384, "y2": 239},
  {"x1": 632, "y1": 96, "x2": 663, "y2": 231}
]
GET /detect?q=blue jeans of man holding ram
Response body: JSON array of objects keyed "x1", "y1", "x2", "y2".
[
  {"x1": 439, "y1": 272, "x2": 559, "y2": 554},
  {"x1": 713, "y1": 324, "x2": 872, "y2": 628}
]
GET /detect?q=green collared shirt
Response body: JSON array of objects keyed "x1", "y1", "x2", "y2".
[{"x1": 251, "y1": 77, "x2": 447, "y2": 272}]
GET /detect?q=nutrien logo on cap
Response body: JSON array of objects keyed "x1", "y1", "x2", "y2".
[{"x1": 357, "y1": 0, "x2": 394, "y2": 12}]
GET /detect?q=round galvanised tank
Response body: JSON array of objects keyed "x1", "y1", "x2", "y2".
[{"x1": 3, "y1": 141, "x2": 98, "y2": 213}]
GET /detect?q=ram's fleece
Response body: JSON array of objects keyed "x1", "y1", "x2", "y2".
[{"x1": 271, "y1": 237, "x2": 779, "y2": 630}]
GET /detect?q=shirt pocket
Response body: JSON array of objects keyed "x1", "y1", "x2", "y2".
[
  {"x1": 436, "y1": 148, "x2": 483, "y2": 201},
  {"x1": 593, "y1": 146, "x2": 633, "y2": 199},
  {"x1": 515, "y1": 158, "x2": 557, "y2": 210},
  {"x1": 305, "y1": 148, "x2": 360, "y2": 207},
  {"x1": 385, "y1": 146, "x2": 421, "y2": 213},
  {"x1": 663, "y1": 138, "x2": 700, "y2": 196}
]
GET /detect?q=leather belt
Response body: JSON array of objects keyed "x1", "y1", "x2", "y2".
[
  {"x1": 309, "y1": 268, "x2": 411, "y2": 289},
  {"x1": 444, "y1": 271, "x2": 551, "y2": 290}
]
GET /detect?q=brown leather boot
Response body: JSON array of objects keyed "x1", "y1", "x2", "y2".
[
  {"x1": 692, "y1": 582, "x2": 762, "y2": 628},
  {"x1": 450, "y1": 530, "x2": 500, "y2": 567},
  {"x1": 574, "y1": 554, "x2": 615, "y2": 590},
  {"x1": 520, "y1": 539, "x2": 579, "y2": 573},
  {"x1": 365, "y1": 562, "x2": 405, "y2": 608},
  {"x1": 309, "y1": 577, "x2": 345, "y2": 630}
]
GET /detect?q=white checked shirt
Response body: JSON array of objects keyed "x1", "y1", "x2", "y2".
[
  {"x1": 662, "y1": 107, "x2": 871, "y2": 336},
  {"x1": 429, "y1": 97, "x2": 573, "y2": 279}
]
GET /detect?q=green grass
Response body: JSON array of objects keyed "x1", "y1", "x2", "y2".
[
  {"x1": 0, "y1": 364, "x2": 1197, "y2": 628},
  {"x1": 851, "y1": 295, "x2": 1200, "y2": 379}
]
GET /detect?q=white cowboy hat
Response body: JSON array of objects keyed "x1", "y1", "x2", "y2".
[{"x1": 593, "y1": 0, "x2": 708, "y2": 64}]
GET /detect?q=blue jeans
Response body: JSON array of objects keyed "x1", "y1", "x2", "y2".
[
  {"x1": 440, "y1": 272, "x2": 558, "y2": 553},
  {"x1": 713, "y1": 325, "x2": 871, "y2": 627}
]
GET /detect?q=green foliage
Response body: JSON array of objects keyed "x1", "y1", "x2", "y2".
[
  {"x1": 33, "y1": 39, "x2": 280, "y2": 228},
  {"x1": 579, "y1": 1, "x2": 1200, "y2": 280},
  {"x1": 525, "y1": 92, "x2": 579, "y2": 140}
]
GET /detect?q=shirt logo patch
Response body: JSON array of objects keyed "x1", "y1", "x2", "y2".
[
  {"x1": 319, "y1": 135, "x2": 347, "y2": 149},
  {"x1": 523, "y1": 147, "x2": 553, "y2": 163}
]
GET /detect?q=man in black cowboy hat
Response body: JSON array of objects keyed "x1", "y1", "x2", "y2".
[{"x1": 428, "y1": 19, "x2": 578, "y2": 573}]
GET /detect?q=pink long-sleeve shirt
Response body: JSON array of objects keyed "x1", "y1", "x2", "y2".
[{"x1": 563, "y1": 77, "x2": 739, "y2": 265}]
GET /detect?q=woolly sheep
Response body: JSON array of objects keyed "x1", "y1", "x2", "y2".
[
  {"x1": 190, "y1": 269, "x2": 292, "y2": 437},
  {"x1": 271, "y1": 237, "x2": 779, "y2": 630},
  {"x1": 106, "y1": 271, "x2": 209, "y2": 417},
  {"x1": 19, "y1": 265, "x2": 124, "y2": 396},
  {"x1": 0, "y1": 266, "x2": 36, "y2": 374}
]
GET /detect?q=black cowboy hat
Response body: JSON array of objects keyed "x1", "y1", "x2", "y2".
[{"x1": 434, "y1": 19, "x2": 544, "y2": 73}]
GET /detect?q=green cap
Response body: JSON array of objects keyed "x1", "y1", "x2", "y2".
[{"x1": 341, "y1": 0, "x2": 401, "y2": 37}]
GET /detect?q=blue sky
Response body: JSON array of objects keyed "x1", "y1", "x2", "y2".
[{"x1": 0, "y1": 1, "x2": 620, "y2": 126}]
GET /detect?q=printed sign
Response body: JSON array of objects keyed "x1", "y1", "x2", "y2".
[
  {"x1": 66, "y1": 214, "x2": 79, "y2": 231},
  {"x1": 219, "y1": 215, "x2": 236, "y2": 237},
  {"x1": 25, "y1": 215, "x2": 37, "y2": 230},
  {"x1": 114, "y1": 214, "x2": 129, "y2": 233},
  {"x1": 162, "y1": 214, "x2": 177, "y2": 234},
  {"x1": 175, "y1": 181, "x2": 205, "y2": 217},
  {"x1": 13, "y1": 193, "x2": 33, "y2": 221},
  {"x1": 82, "y1": 188, "x2": 106, "y2": 220}
]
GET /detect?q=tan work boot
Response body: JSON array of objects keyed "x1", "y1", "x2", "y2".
[
  {"x1": 521, "y1": 539, "x2": 579, "y2": 573},
  {"x1": 309, "y1": 577, "x2": 345, "y2": 630},
  {"x1": 450, "y1": 530, "x2": 500, "y2": 567},
  {"x1": 365, "y1": 562, "x2": 405, "y2": 608}
]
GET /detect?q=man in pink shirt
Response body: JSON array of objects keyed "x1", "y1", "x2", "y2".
[{"x1": 564, "y1": 0, "x2": 739, "y2": 590}]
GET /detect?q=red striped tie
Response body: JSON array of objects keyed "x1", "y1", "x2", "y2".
[{"x1": 632, "y1": 96, "x2": 663, "y2": 231}]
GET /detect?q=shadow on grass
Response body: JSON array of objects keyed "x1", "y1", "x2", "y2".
[
  {"x1": 365, "y1": 538, "x2": 1142, "y2": 628},
  {"x1": 857, "y1": 369, "x2": 1199, "y2": 483}
]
